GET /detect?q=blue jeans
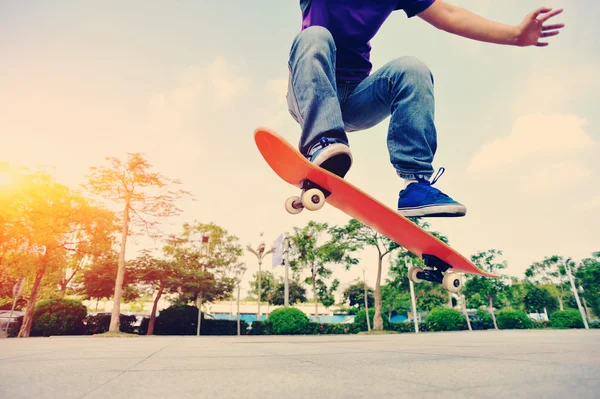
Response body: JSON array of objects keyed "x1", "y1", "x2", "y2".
[{"x1": 287, "y1": 26, "x2": 437, "y2": 179}]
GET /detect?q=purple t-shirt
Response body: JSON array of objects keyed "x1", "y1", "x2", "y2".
[{"x1": 300, "y1": 0, "x2": 435, "y2": 81}]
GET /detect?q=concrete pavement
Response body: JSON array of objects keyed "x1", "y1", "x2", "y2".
[{"x1": 1, "y1": 329, "x2": 599, "y2": 398}]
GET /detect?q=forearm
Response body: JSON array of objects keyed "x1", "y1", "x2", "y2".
[{"x1": 434, "y1": 5, "x2": 519, "y2": 45}]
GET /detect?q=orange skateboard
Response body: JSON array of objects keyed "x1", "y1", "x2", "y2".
[{"x1": 254, "y1": 127, "x2": 500, "y2": 293}]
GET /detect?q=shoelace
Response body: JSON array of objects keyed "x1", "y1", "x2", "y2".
[{"x1": 417, "y1": 167, "x2": 449, "y2": 197}]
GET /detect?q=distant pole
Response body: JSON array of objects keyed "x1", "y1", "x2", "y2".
[
  {"x1": 246, "y1": 232, "x2": 274, "y2": 322},
  {"x1": 407, "y1": 257, "x2": 419, "y2": 333},
  {"x1": 362, "y1": 268, "x2": 371, "y2": 332},
  {"x1": 564, "y1": 257, "x2": 589, "y2": 329},
  {"x1": 284, "y1": 233, "x2": 290, "y2": 307},
  {"x1": 197, "y1": 235, "x2": 210, "y2": 337},
  {"x1": 235, "y1": 264, "x2": 247, "y2": 336}
]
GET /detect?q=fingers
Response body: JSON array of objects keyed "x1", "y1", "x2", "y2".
[
  {"x1": 537, "y1": 8, "x2": 564, "y2": 22},
  {"x1": 532, "y1": 6, "x2": 552, "y2": 19},
  {"x1": 543, "y1": 23, "x2": 565, "y2": 30},
  {"x1": 541, "y1": 31, "x2": 560, "y2": 38},
  {"x1": 536, "y1": 42, "x2": 549, "y2": 47}
]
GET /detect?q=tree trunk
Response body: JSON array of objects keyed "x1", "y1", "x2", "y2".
[
  {"x1": 146, "y1": 284, "x2": 163, "y2": 335},
  {"x1": 558, "y1": 295, "x2": 564, "y2": 311},
  {"x1": 373, "y1": 255, "x2": 384, "y2": 330},
  {"x1": 197, "y1": 295, "x2": 203, "y2": 336},
  {"x1": 109, "y1": 197, "x2": 130, "y2": 332},
  {"x1": 363, "y1": 269, "x2": 371, "y2": 331},
  {"x1": 312, "y1": 271, "x2": 318, "y2": 323},
  {"x1": 18, "y1": 263, "x2": 46, "y2": 338},
  {"x1": 257, "y1": 263, "x2": 262, "y2": 321},
  {"x1": 95, "y1": 299, "x2": 99, "y2": 312},
  {"x1": 489, "y1": 296, "x2": 498, "y2": 330},
  {"x1": 237, "y1": 284, "x2": 241, "y2": 336}
]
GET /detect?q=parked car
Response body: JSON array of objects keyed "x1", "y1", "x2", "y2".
[{"x1": 0, "y1": 310, "x2": 24, "y2": 336}]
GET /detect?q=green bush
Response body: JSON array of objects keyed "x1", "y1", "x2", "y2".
[
  {"x1": 353, "y1": 308, "x2": 390, "y2": 332},
  {"x1": 388, "y1": 322, "x2": 416, "y2": 333},
  {"x1": 267, "y1": 307, "x2": 310, "y2": 335},
  {"x1": 496, "y1": 308, "x2": 533, "y2": 329},
  {"x1": 30, "y1": 299, "x2": 87, "y2": 336},
  {"x1": 474, "y1": 309, "x2": 495, "y2": 330},
  {"x1": 84, "y1": 313, "x2": 138, "y2": 335},
  {"x1": 550, "y1": 309, "x2": 584, "y2": 329},
  {"x1": 589, "y1": 321, "x2": 600, "y2": 329},
  {"x1": 424, "y1": 307, "x2": 468, "y2": 332}
]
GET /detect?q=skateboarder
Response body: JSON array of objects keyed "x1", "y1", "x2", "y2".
[{"x1": 286, "y1": 0, "x2": 564, "y2": 217}]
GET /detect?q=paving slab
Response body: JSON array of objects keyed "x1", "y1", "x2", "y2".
[{"x1": 0, "y1": 329, "x2": 598, "y2": 398}]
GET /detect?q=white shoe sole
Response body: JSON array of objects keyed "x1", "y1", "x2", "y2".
[
  {"x1": 311, "y1": 143, "x2": 353, "y2": 167},
  {"x1": 398, "y1": 203, "x2": 467, "y2": 217}
]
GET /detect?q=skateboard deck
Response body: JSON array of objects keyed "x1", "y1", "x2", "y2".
[{"x1": 254, "y1": 127, "x2": 499, "y2": 291}]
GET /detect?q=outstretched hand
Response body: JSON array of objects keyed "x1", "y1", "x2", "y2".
[{"x1": 516, "y1": 7, "x2": 564, "y2": 47}]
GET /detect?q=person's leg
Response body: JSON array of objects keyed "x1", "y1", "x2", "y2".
[
  {"x1": 341, "y1": 56, "x2": 466, "y2": 217},
  {"x1": 287, "y1": 26, "x2": 352, "y2": 177}
]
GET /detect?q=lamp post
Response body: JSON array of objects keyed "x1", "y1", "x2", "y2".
[
  {"x1": 564, "y1": 257, "x2": 589, "y2": 330},
  {"x1": 406, "y1": 257, "x2": 419, "y2": 333},
  {"x1": 578, "y1": 285, "x2": 591, "y2": 324},
  {"x1": 246, "y1": 232, "x2": 274, "y2": 322}
]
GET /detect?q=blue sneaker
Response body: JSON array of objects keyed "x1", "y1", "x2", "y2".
[
  {"x1": 397, "y1": 168, "x2": 466, "y2": 217},
  {"x1": 306, "y1": 137, "x2": 352, "y2": 178}
]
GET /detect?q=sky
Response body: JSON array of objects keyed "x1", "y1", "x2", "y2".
[{"x1": 1, "y1": 0, "x2": 598, "y2": 298}]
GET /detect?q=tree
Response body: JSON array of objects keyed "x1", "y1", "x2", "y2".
[
  {"x1": 129, "y1": 252, "x2": 181, "y2": 335},
  {"x1": 249, "y1": 270, "x2": 277, "y2": 315},
  {"x1": 381, "y1": 284, "x2": 410, "y2": 321},
  {"x1": 575, "y1": 252, "x2": 600, "y2": 318},
  {"x1": 85, "y1": 153, "x2": 192, "y2": 332},
  {"x1": 164, "y1": 221, "x2": 243, "y2": 335},
  {"x1": 0, "y1": 166, "x2": 117, "y2": 337},
  {"x1": 523, "y1": 285, "x2": 558, "y2": 314},
  {"x1": 342, "y1": 280, "x2": 374, "y2": 309},
  {"x1": 525, "y1": 255, "x2": 568, "y2": 310},
  {"x1": 334, "y1": 219, "x2": 400, "y2": 330},
  {"x1": 230, "y1": 263, "x2": 247, "y2": 336},
  {"x1": 316, "y1": 278, "x2": 339, "y2": 308},
  {"x1": 271, "y1": 278, "x2": 307, "y2": 306},
  {"x1": 464, "y1": 249, "x2": 508, "y2": 329},
  {"x1": 289, "y1": 221, "x2": 357, "y2": 323},
  {"x1": 78, "y1": 254, "x2": 120, "y2": 310},
  {"x1": 388, "y1": 252, "x2": 446, "y2": 313}
]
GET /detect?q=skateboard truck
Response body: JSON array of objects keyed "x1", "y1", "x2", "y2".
[
  {"x1": 285, "y1": 179, "x2": 330, "y2": 214},
  {"x1": 407, "y1": 254, "x2": 464, "y2": 293}
]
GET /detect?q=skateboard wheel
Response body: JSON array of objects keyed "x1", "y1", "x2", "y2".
[
  {"x1": 408, "y1": 267, "x2": 423, "y2": 283},
  {"x1": 442, "y1": 272, "x2": 463, "y2": 293},
  {"x1": 302, "y1": 188, "x2": 325, "y2": 211},
  {"x1": 285, "y1": 196, "x2": 303, "y2": 214}
]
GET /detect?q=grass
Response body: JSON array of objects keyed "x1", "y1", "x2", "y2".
[
  {"x1": 358, "y1": 330, "x2": 399, "y2": 335},
  {"x1": 93, "y1": 331, "x2": 139, "y2": 338}
]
